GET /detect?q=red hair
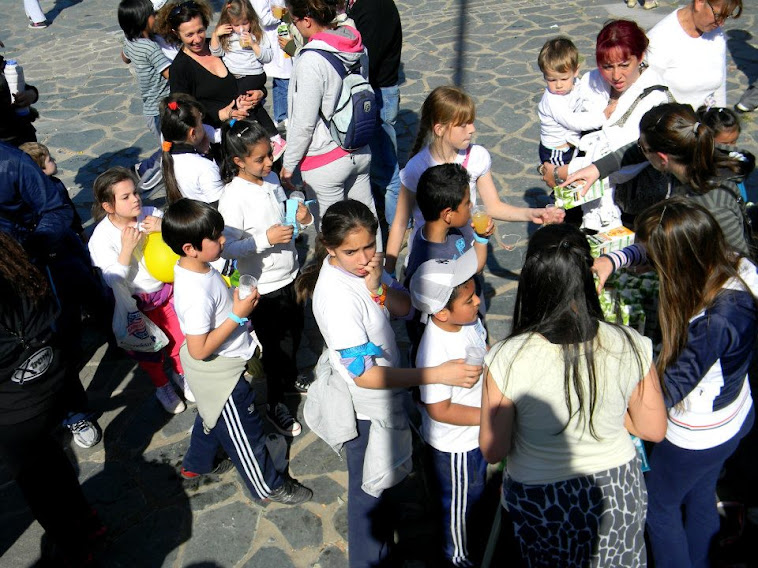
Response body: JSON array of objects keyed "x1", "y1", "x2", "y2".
[{"x1": 595, "y1": 20, "x2": 648, "y2": 66}]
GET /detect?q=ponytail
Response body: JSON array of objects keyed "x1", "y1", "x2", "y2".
[
  {"x1": 639, "y1": 103, "x2": 749, "y2": 194},
  {"x1": 159, "y1": 93, "x2": 208, "y2": 204},
  {"x1": 295, "y1": 238, "x2": 329, "y2": 302}
]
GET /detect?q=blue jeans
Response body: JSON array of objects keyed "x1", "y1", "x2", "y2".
[
  {"x1": 369, "y1": 85, "x2": 401, "y2": 225},
  {"x1": 646, "y1": 407, "x2": 755, "y2": 568},
  {"x1": 272, "y1": 78, "x2": 290, "y2": 124}
]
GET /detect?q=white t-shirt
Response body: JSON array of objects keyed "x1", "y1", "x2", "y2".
[
  {"x1": 218, "y1": 174, "x2": 298, "y2": 294},
  {"x1": 417, "y1": 318, "x2": 487, "y2": 453},
  {"x1": 399, "y1": 144, "x2": 491, "y2": 245},
  {"x1": 173, "y1": 264, "x2": 258, "y2": 360},
  {"x1": 172, "y1": 153, "x2": 225, "y2": 203},
  {"x1": 538, "y1": 83, "x2": 606, "y2": 149},
  {"x1": 647, "y1": 8, "x2": 726, "y2": 109},
  {"x1": 88, "y1": 206, "x2": 164, "y2": 294},
  {"x1": 312, "y1": 256, "x2": 400, "y2": 386},
  {"x1": 485, "y1": 322, "x2": 653, "y2": 484}
]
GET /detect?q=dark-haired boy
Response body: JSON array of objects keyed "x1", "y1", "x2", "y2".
[
  {"x1": 403, "y1": 163, "x2": 492, "y2": 357},
  {"x1": 162, "y1": 198, "x2": 312, "y2": 504},
  {"x1": 410, "y1": 251, "x2": 488, "y2": 567}
]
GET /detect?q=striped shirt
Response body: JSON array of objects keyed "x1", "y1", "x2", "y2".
[{"x1": 123, "y1": 37, "x2": 170, "y2": 116}]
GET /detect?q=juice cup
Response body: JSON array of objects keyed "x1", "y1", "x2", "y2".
[
  {"x1": 472, "y1": 206, "x2": 490, "y2": 235},
  {"x1": 272, "y1": 5, "x2": 286, "y2": 19}
]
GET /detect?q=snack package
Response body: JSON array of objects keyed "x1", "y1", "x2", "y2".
[{"x1": 553, "y1": 179, "x2": 605, "y2": 210}]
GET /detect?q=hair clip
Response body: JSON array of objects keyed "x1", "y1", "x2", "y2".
[
  {"x1": 162, "y1": 140, "x2": 173, "y2": 152},
  {"x1": 167, "y1": 101, "x2": 179, "y2": 111},
  {"x1": 236, "y1": 125, "x2": 250, "y2": 138},
  {"x1": 692, "y1": 121, "x2": 700, "y2": 134},
  {"x1": 657, "y1": 204, "x2": 668, "y2": 227},
  {"x1": 229, "y1": 118, "x2": 237, "y2": 127}
]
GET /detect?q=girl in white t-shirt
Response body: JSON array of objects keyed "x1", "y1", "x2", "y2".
[
  {"x1": 385, "y1": 86, "x2": 564, "y2": 273},
  {"x1": 88, "y1": 167, "x2": 192, "y2": 415},
  {"x1": 160, "y1": 93, "x2": 225, "y2": 205},
  {"x1": 218, "y1": 119, "x2": 313, "y2": 436},
  {"x1": 297, "y1": 199, "x2": 482, "y2": 568}
]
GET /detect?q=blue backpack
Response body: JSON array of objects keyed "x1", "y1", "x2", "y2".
[{"x1": 312, "y1": 49, "x2": 377, "y2": 151}]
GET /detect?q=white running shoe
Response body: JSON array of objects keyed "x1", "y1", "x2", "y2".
[{"x1": 156, "y1": 384, "x2": 186, "y2": 414}]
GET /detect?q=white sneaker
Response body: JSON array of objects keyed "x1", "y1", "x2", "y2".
[
  {"x1": 67, "y1": 419, "x2": 102, "y2": 448},
  {"x1": 156, "y1": 384, "x2": 186, "y2": 414},
  {"x1": 271, "y1": 136, "x2": 287, "y2": 162},
  {"x1": 172, "y1": 372, "x2": 195, "y2": 403}
]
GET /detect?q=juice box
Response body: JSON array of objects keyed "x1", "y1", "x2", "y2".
[
  {"x1": 553, "y1": 179, "x2": 604, "y2": 210},
  {"x1": 587, "y1": 226, "x2": 635, "y2": 258}
]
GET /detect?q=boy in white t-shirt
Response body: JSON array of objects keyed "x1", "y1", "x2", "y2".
[
  {"x1": 537, "y1": 37, "x2": 605, "y2": 167},
  {"x1": 410, "y1": 250, "x2": 488, "y2": 567},
  {"x1": 162, "y1": 198, "x2": 312, "y2": 505}
]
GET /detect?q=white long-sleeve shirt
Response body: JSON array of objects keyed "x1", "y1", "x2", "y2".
[
  {"x1": 647, "y1": 8, "x2": 726, "y2": 109},
  {"x1": 209, "y1": 32, "x2": 273, "y2": 77},
  {"x1": 218, "y1": 174, "x2": 306, "y2": 294},
  {"x1": 538, "y1": 83, "x2": 606, "y2": 149}
]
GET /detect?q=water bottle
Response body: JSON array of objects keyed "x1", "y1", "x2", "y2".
[
  {"x1": 285, "y1": 190, "x2": 306, "y2": 239},
  {"x1": 3, "y1": 60, "x2": 29, "y2": 116}
]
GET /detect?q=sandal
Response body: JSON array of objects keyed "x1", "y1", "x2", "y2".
[{"x1": 642, "y1": 0, "x2": 658, "y2": 9}]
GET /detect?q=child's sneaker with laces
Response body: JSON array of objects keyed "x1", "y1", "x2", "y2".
[
  {"x1": 67, "y1": 419, "x2": 102, "y2": 448},
  {"x1": 171, "y1": 371, "x2": 195, "y2": 402},
  {"x1": 267, "y1": 478, "x2": 313, "y2": 505},
  {"x1": 267, "y1": 402, "x2": 302, "y2": 437},
  {"x1": 156, "y1": 384, "x2": 186, "y2": 414}
]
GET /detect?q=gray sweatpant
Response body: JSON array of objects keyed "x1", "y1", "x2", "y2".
[{"x1": 301, "y1": 148, "x2": 383, "y2": 250}]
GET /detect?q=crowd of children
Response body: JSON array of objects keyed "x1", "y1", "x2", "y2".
[{"x1": 2, "y1": 0, "x2": 758, "y2": 566}]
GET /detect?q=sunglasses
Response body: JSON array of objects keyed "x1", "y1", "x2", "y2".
[
  {"x1": 170, "y1": 0, "x2": 198, "y2": 17},
  {"x1": 707, "y1": 1, "x2": 730, "y2": 25}
]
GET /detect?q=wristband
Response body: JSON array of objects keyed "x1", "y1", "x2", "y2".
[
  {"x1": 228, "y1": 313, "x2": 249, "y2": 326},
  {"x1": 473, "y1": 233, "x2": 489, "y2": 244},
  {"x1": 370, "y1": 284, "x2": 387, "y2": 307}
]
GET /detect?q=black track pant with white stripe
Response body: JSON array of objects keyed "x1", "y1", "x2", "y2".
[
  {"x1": 182, "y1": 376, "x2": 283, "y2": 500},
  {"x1": 428, "y1": 445, "x2": 488, "y2": 567}
]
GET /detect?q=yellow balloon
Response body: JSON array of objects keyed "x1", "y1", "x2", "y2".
[{"x1": 143, "y1": 232, "x2": 179, "y2": 283}]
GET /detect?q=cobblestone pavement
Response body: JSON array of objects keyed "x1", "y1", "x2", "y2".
[{"x1": 1, "y1": 0, "x2": 757, "y2": 566}]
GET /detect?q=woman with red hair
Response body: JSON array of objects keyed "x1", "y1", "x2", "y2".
[{"x1": 542, "y1": 20, "x2": 671, "y2": 231}]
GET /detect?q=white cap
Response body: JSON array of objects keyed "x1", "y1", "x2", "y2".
[
  {"x1": 410, "y1": 247, "x2": 478, "y2": 316},
  {"x1": 152, "y1": 0, "x2": 168, "y2": 10}
]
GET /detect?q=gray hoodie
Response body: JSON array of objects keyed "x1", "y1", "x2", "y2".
[{"x1": 283, "y1": 26, "x2": 369, "y2": 172}]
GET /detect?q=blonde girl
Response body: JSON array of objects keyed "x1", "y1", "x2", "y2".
[
  {"x1": 210, "y1": 0, "x2": 285, "y2": 158},
  {"x1": 385, "y1": 86, "x2": 564, "y2": 274},
  {"x1": 88, "y1": 167, "x2": 193, "y2": 414},
  {"x1": 160, "y1": 93, "x2": 224, "y2": 205}
]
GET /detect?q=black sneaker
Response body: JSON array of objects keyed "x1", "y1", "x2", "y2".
[
  {"x1": 267, "y1": 402, "x2": 302, "y2": 437},
  {"x1": 293, "y1": 373, "x2": 313, "y2": 394},
  {"x1": 267, "y1": 478, "x2": 313, "y2": 505}
]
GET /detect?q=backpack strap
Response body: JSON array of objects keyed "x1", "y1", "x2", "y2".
[
  {"x1": 308, "y1": 49, "x2": 361, "y2": 77},
  {"x1": 461, "y1": 145, "x2": 472, "y2": 169},
  {"x1": 610, "y1": 85, "x2": 674, "y2": 129}
]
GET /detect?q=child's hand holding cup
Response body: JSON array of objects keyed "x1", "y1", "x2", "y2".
[
  {"x1": 237, "y1": 274, "x2": 257, "y2": 300},
  {"x1": 471, "y1": 205, "x2": 492, "y2": 236}
]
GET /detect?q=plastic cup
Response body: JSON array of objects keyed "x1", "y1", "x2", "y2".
[
  {"x1": 472, "y1": 206, "x2": 490, "y2": 235},
  {"x1": 238, "y1": 274, "x2": 257, "y2": 300},
  {"x1": 465, "y1": 346, "x2": 486, "y2": 366},
  {"x1": 272, "y1": 5, "x2": 286, "y2": 19}
]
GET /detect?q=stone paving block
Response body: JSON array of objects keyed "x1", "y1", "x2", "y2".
[
  {"x1": 47, "y1": 128, "x2": 105, "y2": 152},
  {"x1": 290, "y1": 438, "x2": 347, "y2": 476},
  {"x1": 243, "y1": 546, "x2": 296, "y2": 568},
  {"x1": 266, "y1": 506, "x2": 323, "y2": 549},
  {"x1": 105, "y1": 505, "x2": 188, "y2": 567},
  {"x1": 305, "y1": 475, "x2": 346, "y2": 506},
  {"x1": 184, "y1": 502, "x2": 260, "y2": 566},
  {"x1": 316, "y1": 544, "x2": 349, "y2": 568},
  {"x1": 188, "y1": 482, "x2": 239, "y2": 512},
  {"x1": 333, "y1": 502, "x2": 348, "y2": 542}
]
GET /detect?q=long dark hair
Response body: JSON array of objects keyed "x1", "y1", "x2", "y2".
[
  {"x1": 640, "y1": 103, "x2": 752, "y2": 193},
  {"x1": 159, "y1": 93, "x2": 207, "y2": 204},
  {"x1": 635, "y1": 198, "x2": 748, "y2": 380},
  {"x1": 285, "y1": 0, "x2": 339, "y2": 27},
  {"x1": 295, "y1": 199, "x2": 378, "y2": 302},
  {"x1": 220, "y1": 119, "x2": 270, "y2": 183},
  {"x1": 0, "y1": 232, "x2": 50, "y2": 305},
  {"x1": 497, "y1": 224, "x2": 641, "y2": 439}
]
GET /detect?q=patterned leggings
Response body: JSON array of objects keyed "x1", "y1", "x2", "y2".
[{"x1": 504, "y1": 458, "x2": 647, "y2": 568}]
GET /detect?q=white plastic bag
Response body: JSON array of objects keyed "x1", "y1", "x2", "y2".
[{"x1": 111, "y1": 281, "x2": 169, "y2": 352}]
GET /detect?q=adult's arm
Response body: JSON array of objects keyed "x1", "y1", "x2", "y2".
[
  {"x1": 625, "y1": 363, "x2": 667, "y2": 442},
  {"x1": 593, "y1": 141, "x2": 646, "y2": 179},
  {"x1": 0, "y1": 148, "x2": 74, "y2": 260}
]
